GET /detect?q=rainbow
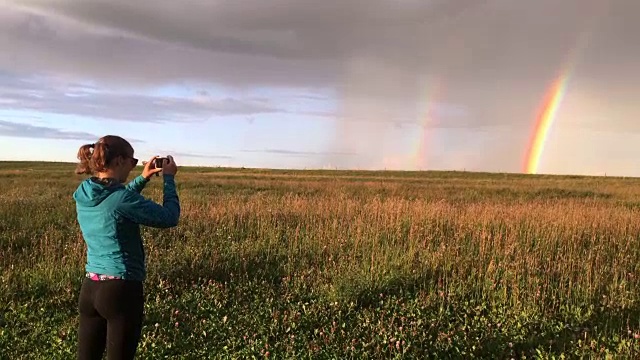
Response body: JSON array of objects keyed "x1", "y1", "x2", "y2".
[
  {"x1": 523, "y1": 0, "x2": 611, "y2": 174},
  {"x1": 523, "y1": 74, "x2": 570, "y2": 174},
  {"x1": 413, "y1": 78, "x2": 442, "y2": 170}
]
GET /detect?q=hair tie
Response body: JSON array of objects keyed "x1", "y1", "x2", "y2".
[{"x1": 89, "y1": 143, "x2": 95, "y2": 149}]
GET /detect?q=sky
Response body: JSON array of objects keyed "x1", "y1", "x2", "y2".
[{"x1": 1, "y1": 0, "x2": 639, "y2": 175}]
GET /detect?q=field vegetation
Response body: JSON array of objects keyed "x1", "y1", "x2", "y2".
[{"x1": 2, "y1": 161, "x2": 640, "y2": 358}]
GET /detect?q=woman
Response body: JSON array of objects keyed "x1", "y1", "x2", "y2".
[{"x1": 73, "y1": 135, "x2": 180, "y2": 359}]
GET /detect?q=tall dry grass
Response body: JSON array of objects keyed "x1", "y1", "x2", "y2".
[{"x1": 2, "y1": 163, "x2": 640, "y2": 357}]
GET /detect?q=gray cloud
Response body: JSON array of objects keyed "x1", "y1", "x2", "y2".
[
  {"x1": 0, "y1": 4, "x2": 334, "y2": 88},
  {"x1": 0, "y1": 120, "x2": 97, "y2": 140},
  {"x1": 6, "y1": 1, "x2": 495, "y2": 61},
  {"x1": 2, "y1": 0, "x2": 637, "y2": 127},
  {"x1": 0, "y1": 72, "x2": 284, "y2": 123},
  {"x1": 243, "y1": 149, "x2": 357, "y2": 157},
  {"x1": 169, "y1": 151, "x2": 233, "y2": 160}
]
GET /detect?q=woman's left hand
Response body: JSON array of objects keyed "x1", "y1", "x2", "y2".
[{"x1": 142, "y1": 156, "x2": 163, "y2": 180}]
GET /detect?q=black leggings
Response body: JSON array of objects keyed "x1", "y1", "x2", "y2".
[{"x1": 77, "y1": 277, "x2": 144, "y2": 360}]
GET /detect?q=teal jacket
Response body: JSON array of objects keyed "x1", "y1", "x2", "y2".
[{"x1": 73, "y1": 174, "x2": 180, "y2": 281}]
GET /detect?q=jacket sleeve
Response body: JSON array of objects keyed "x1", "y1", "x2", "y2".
[
  {"x1": 125, "y1": 175, "x2": 150, "y2": 193},
  {"x1": 117, "y1": 175, "x2": 180, "y2": 228}
]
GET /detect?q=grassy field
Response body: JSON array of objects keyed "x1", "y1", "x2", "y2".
[{"x1": 2, "y1": 161, "x2": 640, "y2": 358}]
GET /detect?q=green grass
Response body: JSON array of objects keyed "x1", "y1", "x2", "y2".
[{"x1": 2, "y1": 162, "x2": 640, "y2": 358}]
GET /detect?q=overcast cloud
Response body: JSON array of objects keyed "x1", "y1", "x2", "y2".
[
  {"x1": 3, "y1": 0, "x2": 637, "y2": 110},
  {"x1": 1, "y1": 0, "x2": 639, "y2": 173},
  {"x1": 0, "y1": 72, "x2": 284, "y2": 122}
]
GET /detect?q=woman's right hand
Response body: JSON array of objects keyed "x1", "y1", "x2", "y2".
[{"x1": 162, "y1": 155, "x2": 178, "y2": 176}]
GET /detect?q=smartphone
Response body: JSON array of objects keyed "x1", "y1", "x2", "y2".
[
  {"x1": 154, "y1": 157, "x2": 168, "y2": 169},
  {"x1": 153, "y1": 157, "x2": 168, "y2": 176}
]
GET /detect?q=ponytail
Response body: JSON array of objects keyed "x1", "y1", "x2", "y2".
[
  {"x1": 75, "y1": 143, "x2": 95, "y2": 175},
  {"x1": 74, "y1": 135, "x2": 133, "y2": 175},
  {"x1": 90, "y1": 142, "x2": 110, "y2": 173}
]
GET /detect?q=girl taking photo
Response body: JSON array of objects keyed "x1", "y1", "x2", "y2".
[{"x1": 73, "y1": 135, "x2": 180, "y2": 359}]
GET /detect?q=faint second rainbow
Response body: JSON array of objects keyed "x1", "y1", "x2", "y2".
[{"x1": 413, "y1": 77, "x2": 442, "y2": 170}]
